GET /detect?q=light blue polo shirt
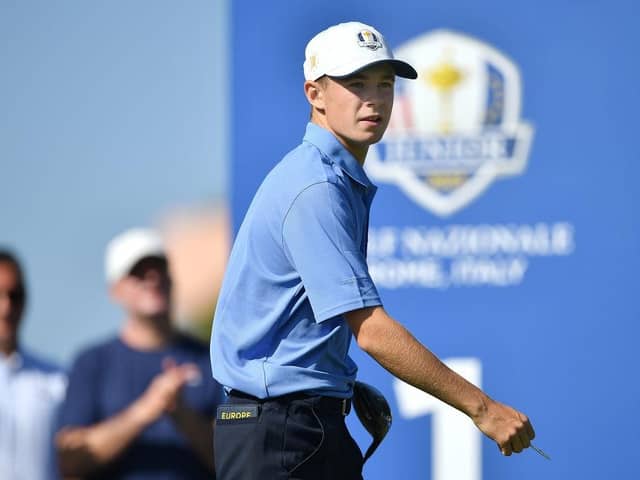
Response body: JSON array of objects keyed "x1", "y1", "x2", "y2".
[{"x1": 211, "y1": 122, "x2": 382, "y2": 399}]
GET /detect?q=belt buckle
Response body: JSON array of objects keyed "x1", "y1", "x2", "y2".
[{"x1": 341, "y1": 398, "x2": 350, "y2": 416}]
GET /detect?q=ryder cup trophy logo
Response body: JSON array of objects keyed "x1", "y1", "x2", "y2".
[{"x1": 367, "y1": 30, "x2": 534, "y2": 217}]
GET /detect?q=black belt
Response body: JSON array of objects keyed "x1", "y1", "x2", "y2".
[{"x1": 228, "y1": 389, "x2": 351, "y2": 416}]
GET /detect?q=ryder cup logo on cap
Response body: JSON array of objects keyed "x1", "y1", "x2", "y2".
[
  {"x1": 357, "y1": 30, "x2": 382, "y2": 50},
  {"x1": 105, "y1": 228, "x2": 166, "y2": 284},
  {"x1": 303, "y1": 22, "x2": 417, "y2": 81}
]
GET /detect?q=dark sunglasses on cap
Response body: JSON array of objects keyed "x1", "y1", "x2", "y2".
[{"x1": 128, "y1": 257, "x2": 169, "y2": 279}]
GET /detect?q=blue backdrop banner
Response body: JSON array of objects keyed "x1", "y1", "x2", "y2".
[{"x1": 230, "y1": 1, "x2": 640, "y2": 479}]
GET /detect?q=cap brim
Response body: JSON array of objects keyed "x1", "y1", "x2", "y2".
[
  {"x1": 387, "y1": 59, "x2": 418, "y2": 79},
  {"x1": 329, "y1": 59, "x2": 418, "y2": 80}
]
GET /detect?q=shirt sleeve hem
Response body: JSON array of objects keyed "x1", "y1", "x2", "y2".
[{"x1": 315, "y1": 297, "x2": 383, "y2": 323}]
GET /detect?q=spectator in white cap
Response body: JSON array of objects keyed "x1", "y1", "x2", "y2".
[
  {"x1": 211, "y1": 21, "x2": 536, "y2": 480},
  {"x1": 55, "y1": 228, "x2": 224, "y2": 480}
]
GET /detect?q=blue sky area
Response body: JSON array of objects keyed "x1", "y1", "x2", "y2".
[{"x1": 0, "y1": 1, "x2": 228, "y2": 364}]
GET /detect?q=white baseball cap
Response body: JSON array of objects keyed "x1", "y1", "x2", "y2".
[
  {"x1": 303, "y1": 21, "x2": 417, "y2": 81},
  {"x1": 105, "y1": 228, "x2": 166, "y2": 285}
]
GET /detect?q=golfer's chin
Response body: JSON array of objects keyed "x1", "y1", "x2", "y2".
[
  {"x1": 351, "y1": 129, "x2": 386, "y2": 148},
  {"x1": 360, "y1": 122, "x2": 389, "y2": 145}
]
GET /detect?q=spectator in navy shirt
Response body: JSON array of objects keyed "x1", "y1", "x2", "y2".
[{"x1": 55, "y1": 228, "x2": 223, "y2": 479}]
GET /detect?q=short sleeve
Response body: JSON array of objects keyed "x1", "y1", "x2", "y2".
[
  {"x1": 56, "y1": 349, "x2": 101, "y2": 430},
  {"x1": 282, "y1": 182, "x2": 381, "y2": 322}
]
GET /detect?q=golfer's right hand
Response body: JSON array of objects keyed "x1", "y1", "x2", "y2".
[{"x1": 473, "y1": 399, "x2": 535, "y2": 456}]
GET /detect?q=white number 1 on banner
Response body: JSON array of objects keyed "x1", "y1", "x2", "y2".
[{"x1": 393, "y1": 358, "x2": 482, "y2": 480}]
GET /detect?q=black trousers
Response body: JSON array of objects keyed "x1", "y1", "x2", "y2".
[{"x1": 214, "y1": 391, "x2": 364, "y2": 480}]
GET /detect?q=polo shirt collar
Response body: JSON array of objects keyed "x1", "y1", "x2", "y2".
[
  {"x1": 303, "y1": 123, "x2": 376, "y2": 190},
  {"x1": 0, "y1": 348, "x2": 23, "y2": 371}
]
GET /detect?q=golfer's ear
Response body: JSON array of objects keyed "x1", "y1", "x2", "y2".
[{"x1": 305, "y1": 80, "x2": 325, "y2": 110}]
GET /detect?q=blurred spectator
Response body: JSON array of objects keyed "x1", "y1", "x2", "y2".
[
  {"x1": 162, "y1": 203, "x2": 230, "y2": 340},
  {"x1": 0, "y1": 249, "x2": 67, "y2": 480},
  {"x1": 55, "y1": 228, "x2": 223, "y2": 479}
]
